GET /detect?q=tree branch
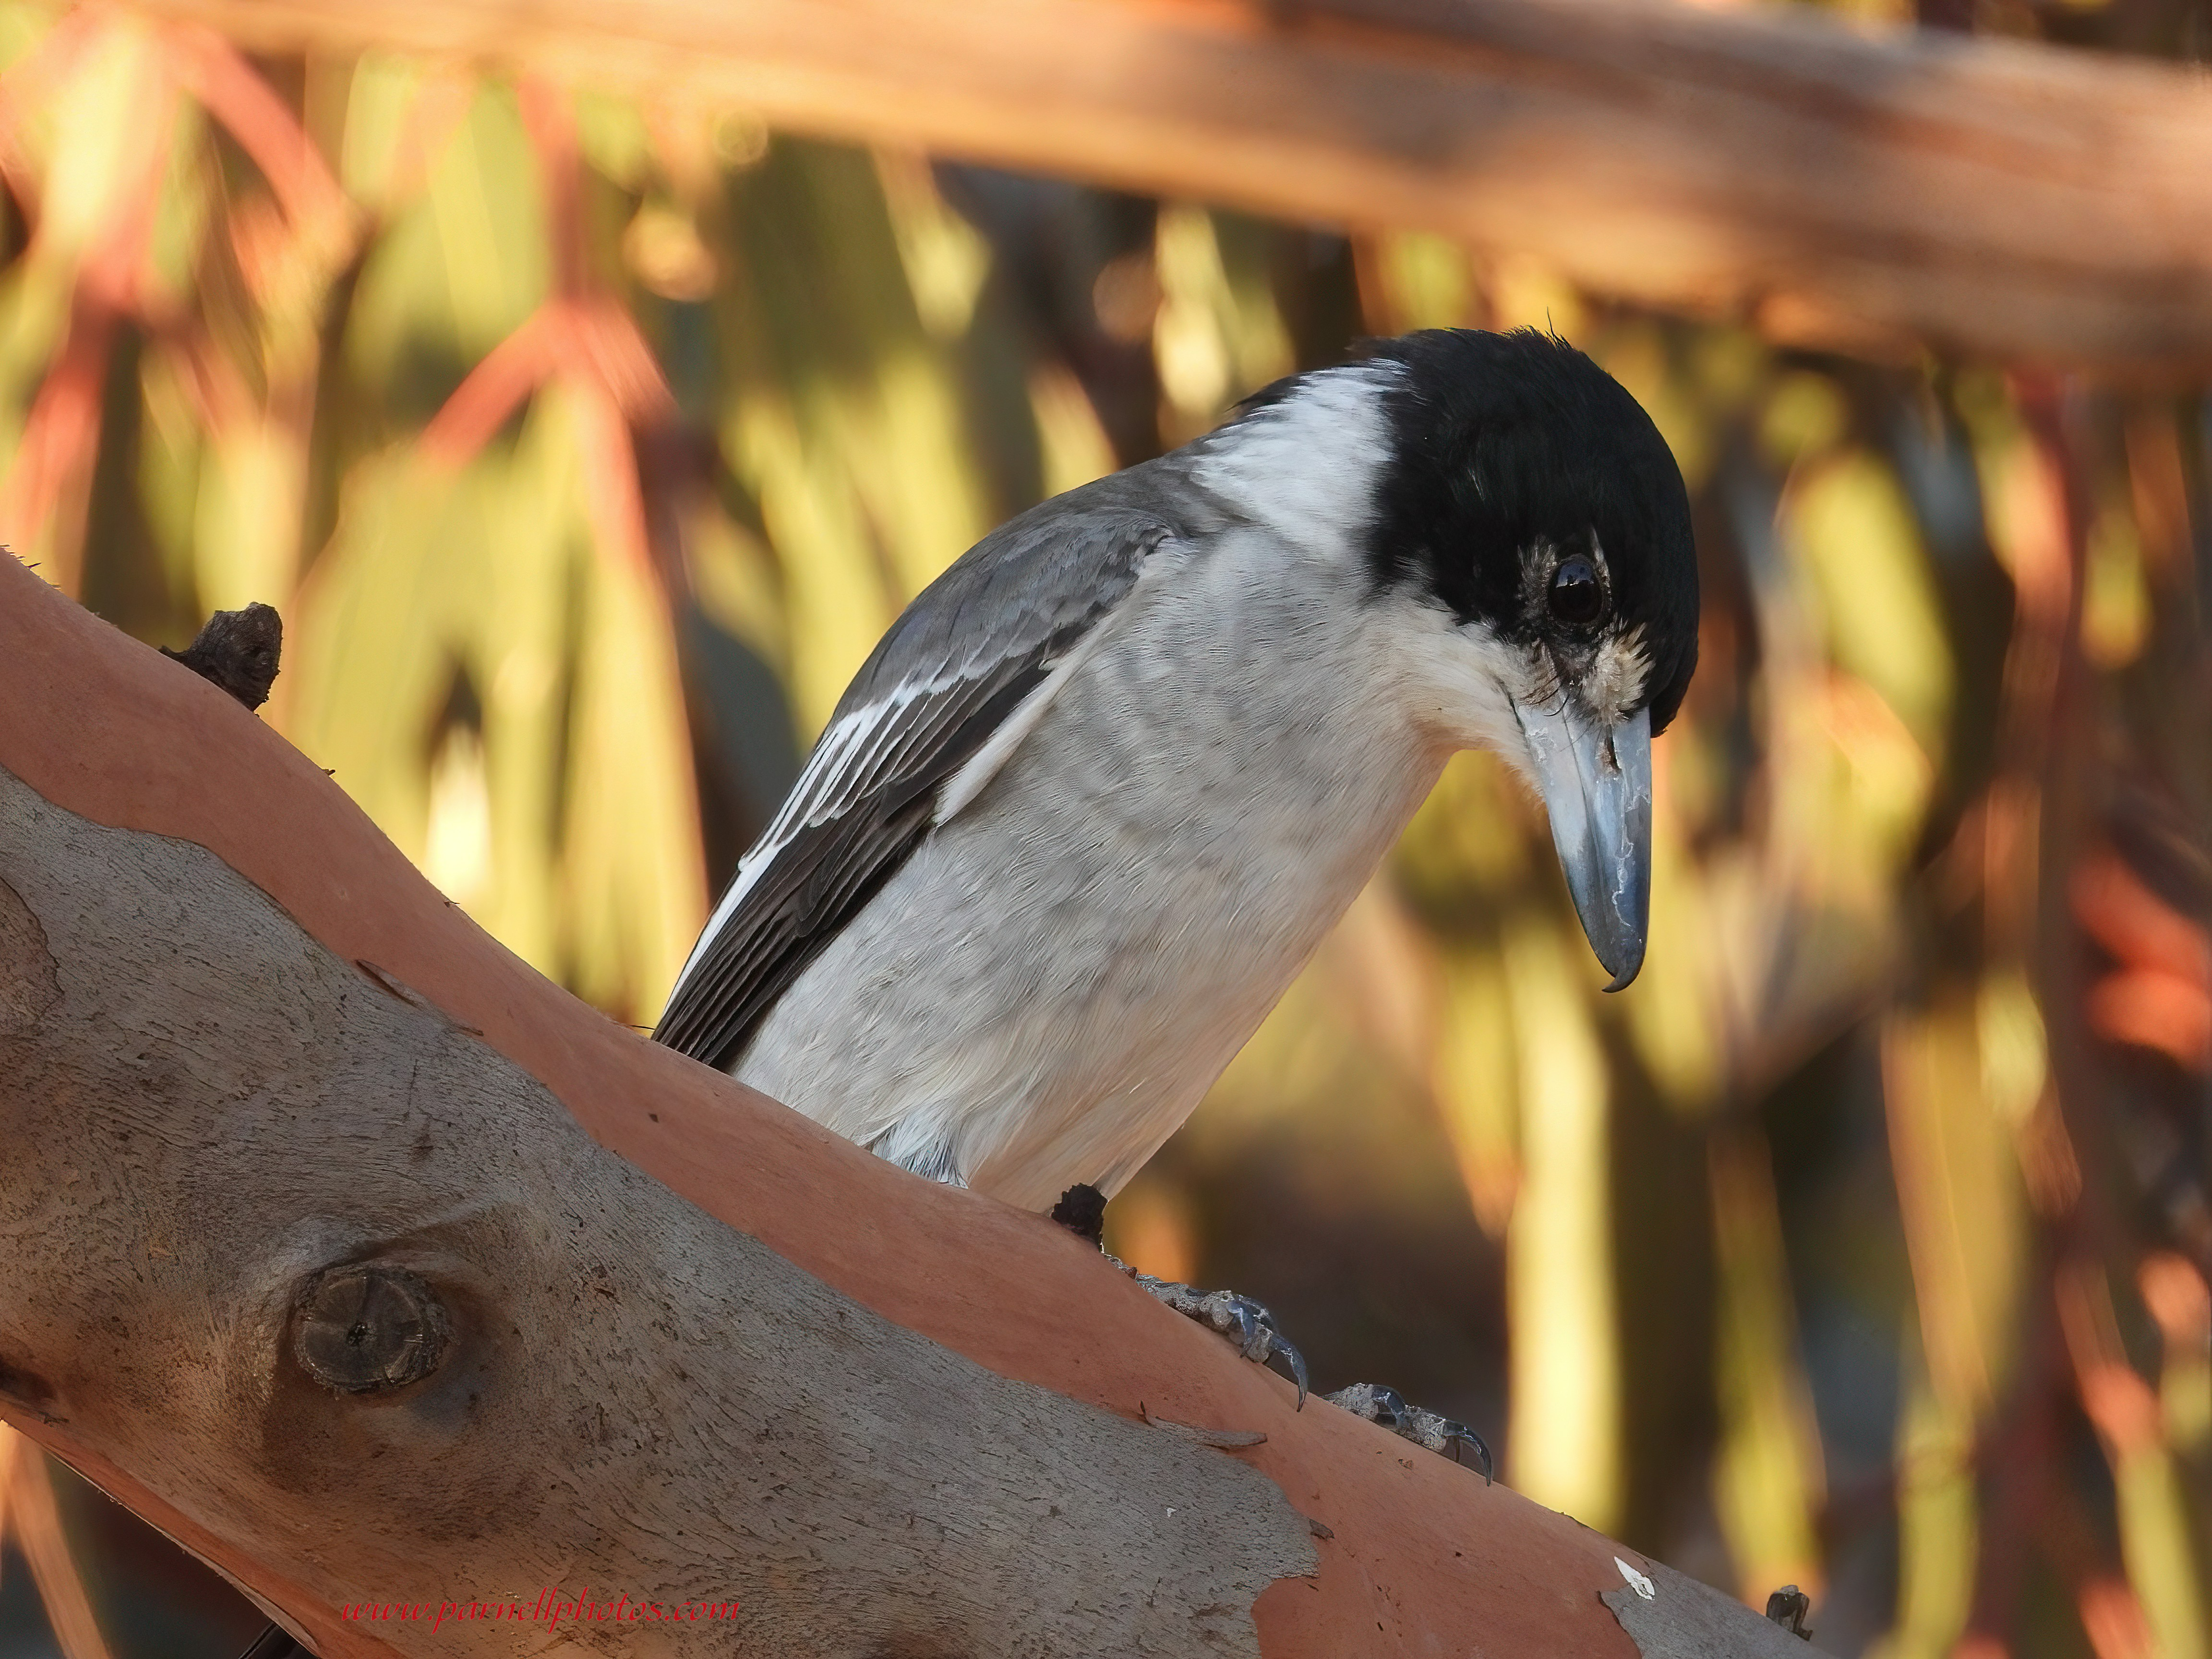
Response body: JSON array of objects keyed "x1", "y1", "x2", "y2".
[
  {"x1": 0, "y1": 551, "x2": 1806, "y2": 1655},
  {"x1": 128, "y1": 0, "x2": 2212, "y2": 375}
]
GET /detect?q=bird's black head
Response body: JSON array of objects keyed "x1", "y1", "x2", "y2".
[
  {"x1": 1353, "y1": 328, "x2": 1698, "y2": 990},
  {"x1": 1362, "y1": 328, "x2": 1698, "y2": 735}
]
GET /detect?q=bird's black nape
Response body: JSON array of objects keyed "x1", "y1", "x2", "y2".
[{"x1": 1360, "y1": 327, "x2": 1700, "y2": 733}]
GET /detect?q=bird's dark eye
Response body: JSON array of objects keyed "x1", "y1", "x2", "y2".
[{"x1": 1548, "y1": 558, "x2": 1603, "y2": 628}]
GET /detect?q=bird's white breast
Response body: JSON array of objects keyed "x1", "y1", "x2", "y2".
[{"x1": 737, "y1": 569, "x2": 1459, "y2": 1210}]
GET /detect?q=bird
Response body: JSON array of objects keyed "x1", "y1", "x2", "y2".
[{"x1": 655, "y1": 326, "x2": 1698, "y2": 1460}]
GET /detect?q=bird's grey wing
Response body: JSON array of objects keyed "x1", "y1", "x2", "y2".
[{"x1": 652, "y1": 494, "x2": 1178, "y2": 1073}]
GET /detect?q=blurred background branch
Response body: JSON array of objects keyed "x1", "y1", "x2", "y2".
[
  {"x1": 121, "y1": 0, "x2": 2212, "y2": 373},
  {"x1": 0, "y1": 0, "x2": 2204, "y2": 1653}
]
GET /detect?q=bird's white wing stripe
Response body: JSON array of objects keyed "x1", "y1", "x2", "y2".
[
  {"x1": 660, "y1": 500, "x2": 1177, "y2": 1056},
  {"x1": 817, "y1": 677, "x2": 943, "y2": 822},
  {"x1": 790, "y1": 700, "x2": 885, "y2": 824},
  {"x1": 932, "y1": 666, "x2": 1064, "y2": 827},
  {"x1": 703, "y1": 529, "x2": 1182, "y2": 969},
  {"x1": 932, "y1": 562, "x2": 1158, "y2": 826},
  {"x1": 673, "y1": 669, "x2": 974, "y2": 990},
  {"x1": 677, "y1": 700, "x2": 885, "y2": 986},
  {"x1": 771, "y1": 710, "x2": 861, "y2": 836},
  {"x1": 778, "y1": 678, "x2": 937, "y2": 844}
]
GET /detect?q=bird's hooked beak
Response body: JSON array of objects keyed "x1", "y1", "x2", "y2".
[{"x1": 1510, "y1": 698, "x2": 1652, "y2": 991}]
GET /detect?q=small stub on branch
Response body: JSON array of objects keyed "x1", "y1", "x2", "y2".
[
  {"x1": 1603, "y1": 1560, "x2": 1830, "y2": 1658},
  {"x1": 1765, "y1": 1586, "x2": 1814, "y2": 1641},
  {"x1": 1049, "y1": 1181, "x2": 1107, "y2": 1246},
  {"x1": 160, "y1": 603, "x2": 283, "y2": 712},
  {"x1": 291, "y1": 1263, "x2": 450, "y2": 1395}
]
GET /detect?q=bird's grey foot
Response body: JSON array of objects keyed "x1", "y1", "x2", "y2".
[
  {"x1": 1050, "y1": 1182, "x2": 1307, "y2": 1406},
  {"x1": 1131, "y1": 1273, "x2": 1309, "y2": 1407},
  {"x1": 1323, "y1": 1382, "x2": 1493, "y2": 1481}
]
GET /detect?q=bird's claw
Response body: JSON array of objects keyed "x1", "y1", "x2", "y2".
[
  {"x1": 1133, "y1": 1275, "x2": 1308, "y2": 1408},
  {"x1": 1323, "y1": 1382, "x2": 1492, "y2": 1482},
  {"x1": 1058, "y1": 1189, "x2": 1310, "y2": 1409}
]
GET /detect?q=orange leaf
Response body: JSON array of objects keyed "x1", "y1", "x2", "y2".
[
  {"x1": 2072, "y1": 852, "x2": 2210, "y2": 989},
  {"x1": 2078, "y1": 1360, "x2": 2164, "y2": 1458},
  {"x1": 419, "y1": 305, "x2": 563, "y2": 467},
  {"x1": 169, "y1": 24, "x2": 349, "y2": 248},
  {"x1": 2087, "y1": 967, "x2": 2212, "y2": 1072},
  {"x1": 568, "y1": 378, "x2": 652, "y2": 573},
  {"x1": 0, "y1": 302, "x2": 114, "y2": 590},
  {"x1": 2079, "y1": 1576, "x2": 2155, "y2": 1659},
  {"x1": 569, "y1": 295, "x2": 675, "y2": 425}
]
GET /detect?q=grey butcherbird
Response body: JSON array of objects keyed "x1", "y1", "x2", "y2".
[{"x1": 656, "y1": 327, "x2": 1699, "y2": 1467}]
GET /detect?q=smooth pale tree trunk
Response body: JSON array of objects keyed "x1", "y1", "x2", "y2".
[{"x1": 0, "y1": 555, "x2": 1811, "y2": 1656}]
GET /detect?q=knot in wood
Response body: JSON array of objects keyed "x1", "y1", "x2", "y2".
[{"x1": 292, "y1": 1264, "x2": 449, "y2": 1395}]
